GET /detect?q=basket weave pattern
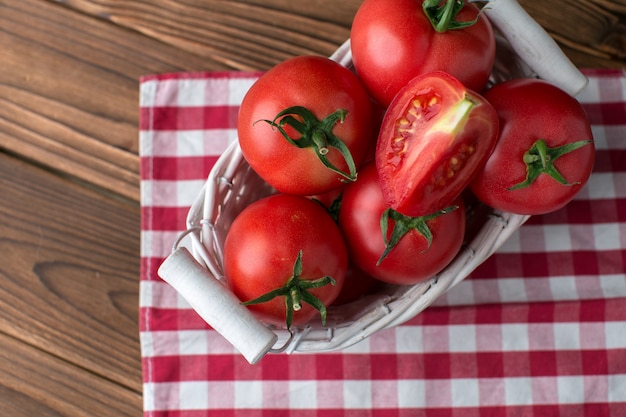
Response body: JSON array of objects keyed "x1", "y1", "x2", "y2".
[{"x1": 179, "y1": 39, "x2": 538, "y2": 354}]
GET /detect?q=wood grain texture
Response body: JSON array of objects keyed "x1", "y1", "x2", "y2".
[
  {"x1": 0, "y1": 1, "x2": 624, "y2": 416},
  {"x1": 0, "y1": 0, "x2": 216, "y2": 201},
  {"x1": 2, "y1": 0, "x2": 624, "y2": 202},
  {"x1": 520, "y1": 0, "x2": 626, "y2": 68},
  {"x1": 0, "y1": 151, "x2": 142, "y2": 411},
  {"x1": 53, "y1": 0, "x2": 357, "y2": 70},
  {"x1": 53, "y1": 0, "x2": 626, "y2": 71},
  {"x1": 0, "y1": 333, "x2": 141, "y2": 416}
]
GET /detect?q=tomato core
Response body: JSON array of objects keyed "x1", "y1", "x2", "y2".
[
  {"x1": 390, "y1": 93, "x2": 475, "y2": 173},
  {"x1": 376, "y1": 71, "x2": 499, "y2": 217}
]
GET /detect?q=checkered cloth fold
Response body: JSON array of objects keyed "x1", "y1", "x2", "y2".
[{"x1": 139, "y1": 69, "x2": 626, "y2": 416}]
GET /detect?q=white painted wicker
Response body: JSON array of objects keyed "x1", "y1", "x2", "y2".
[{"x1": 158, "y1": 0, "x2": 587, "y2": 364}]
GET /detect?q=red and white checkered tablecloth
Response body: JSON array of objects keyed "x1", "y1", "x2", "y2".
[{"x1": 139, "y1": 69, "x2": 626, "y2": 416}]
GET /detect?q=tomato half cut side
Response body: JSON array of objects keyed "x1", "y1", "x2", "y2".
[{"x1": 375, "y1": 71, "x2": 499, "y2": 217}]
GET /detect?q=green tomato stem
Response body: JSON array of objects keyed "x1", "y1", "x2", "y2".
[
  {"x1": 422, "y1": 0, "x2": 478, "y2": 33},
  {"x1": 508, "y1": 138, "x2": 593, "y2": 190},
  {"x1": 241, "y1": 250, "x2": 336, "y2": 329},
  {"x1": 377, "y1": 205, "x2": 459, "y2": 265},
  {"x1": 259, "y1": 106, "x2": 357, "y2": 182}
]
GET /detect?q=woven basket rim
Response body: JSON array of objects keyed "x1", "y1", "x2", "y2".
[
  {"x1": 165, "y1": 1, "x2": 591, "y2": 358},
  {"x1": 175, "y1": 38, "x2": 537, "y2": 354}
]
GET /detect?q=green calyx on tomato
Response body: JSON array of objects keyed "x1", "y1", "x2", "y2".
[
  {"x1": 422, "y1": 0, "x2": 478, "y2": 33},
  {"x1": 241, "y1": 250, "x2": 336, "y2": 330},
  {"x1": 377, "y1": 205, "x2": 459, "y2": 265},
  {"x1": 258, "y1": 106, "x2": 358, "y2": 182},
  {"x1": 508, "y1": 138, "x2": 594, "y2": 190}
]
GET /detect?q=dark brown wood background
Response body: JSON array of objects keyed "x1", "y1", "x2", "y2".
[{"x1": 1, "y1": 0, "x2": 624, "y2": 415}]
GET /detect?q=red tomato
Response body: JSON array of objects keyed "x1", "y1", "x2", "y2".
[
  {"x1": 351, "y1": 0, "x2": 495, "y2": 106},
  {"x1": 237, "y1": 56, "x2": 376, "y2": 196},
  {"x1": 223, "y1": 194, "x2": 348, "y2": 328},
  {"x1": 376, "y1": 71, "x2": 499, "y2": 217},
  {"x1": 470, "y1": 79, "x2": 595, "y2": 215},
  {"x1": 338, "y1": 163, "x2": 466, "y2": 285}
]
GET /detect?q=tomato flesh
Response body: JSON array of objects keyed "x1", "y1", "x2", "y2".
[{"x1": 376, "y1": 71, "x2": 498, "y2": 217}]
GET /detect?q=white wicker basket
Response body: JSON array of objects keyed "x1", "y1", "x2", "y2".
[{"x1": 159, "y1": 0, "x2": 588, "y2": 364}]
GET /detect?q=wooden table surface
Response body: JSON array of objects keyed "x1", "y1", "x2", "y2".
[{"x1": 0, "y1": 0, "x2": 624, "y2": 415}]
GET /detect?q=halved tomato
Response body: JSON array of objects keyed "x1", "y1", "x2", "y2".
[{"x1": 375, "y1": 71, "x2": 499, "y2": 217}]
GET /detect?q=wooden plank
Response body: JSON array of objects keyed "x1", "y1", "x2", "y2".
[
  {"x1": 591, "y1": 0, "x2": 626, "y2": 13},
  {"x1": 0, "y1": 332, "x2": 142, "y2": 416},
  {"x1": 0, "y1": 151, "x2": 142, "y2": 393},
  {"x1": 3, "y1": 0, "x2": 623, "y2": 203},
  {"x1": 51, "y1": 0, "x2": 357, "y2": 70},
  {"x1": 0, "y1": 0, "x2": 218, "y2": 202},
  {"x1": 54, "y1": 0, "x2": 626, "y2": 70},
  {"x1": 520, "y1": 0, "x2": 626, "y2": 68}
]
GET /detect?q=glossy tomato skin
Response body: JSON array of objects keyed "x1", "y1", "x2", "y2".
[
  {"x1": 376, "y1": 71, "x2": 499, "y2": 217},
  {"x1": 338, "y1": 163, "x2": 465, "y2": 285},
  {"x1": 351, "y1": 0, "x2": 495, "y2": 107},
  {"x1": 237, "y1": 56, "x2": 376, "y2": 196},
  {"x1": 223, "y1": 194, "x2": 347, "y2": 328},
  {"x1": 470, "y1": 79, "x2": 595, "y2": 215}
]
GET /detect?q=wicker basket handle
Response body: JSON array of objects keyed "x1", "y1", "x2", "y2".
[
  {"x1": 158, "y1": 247, "x2": 278, "y2": 364},
  {"x1": 481, "y1": 0, "x2": 587, "y2": 96}
]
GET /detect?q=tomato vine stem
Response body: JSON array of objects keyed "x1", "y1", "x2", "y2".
[
  {"x1": 259, "y1": 106, "x2": 358, "y2": 182},
  {"x1": 377, "y1": 205, "x2": 459, "y2": 265},
  {"x1": 422, "y1": 0, "x2": 478, "y2": 32},
  {"x1": 241, "y1": 250, "x2": 336, "y2": 330},
  {"x1": 508, "y1": 138, "x2": 593, "y2": 190}
]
